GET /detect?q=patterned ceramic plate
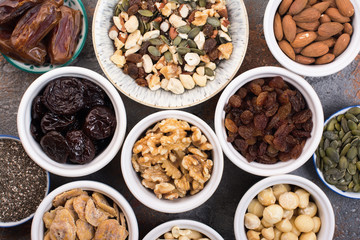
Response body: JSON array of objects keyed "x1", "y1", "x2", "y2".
[
  {"x1": 1, "y1": 0, "x2": 88, "y2": 74},
  {"x1": 92, "y1": 0, "x2": 249, "y2": 109}
]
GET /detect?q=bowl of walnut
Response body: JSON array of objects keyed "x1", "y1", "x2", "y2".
[
  {"x1": 92, "y1": 0, "x2": 249, "y2": 108},
  {"x1": 214, "y1": 66, "x2": 324, "y2": 176},
  {"x1": 143, "y1": 219, "x2": 224, "y2": 240},
  {"x1": 31, "y1": 180, "x2": 139, "y2": 240},
  {"x1": 121, "y1": 110, "x2": 224, "y2": 213},
  {"x1": 233, "y1": 174, "x2": 335, "y2": 240}
]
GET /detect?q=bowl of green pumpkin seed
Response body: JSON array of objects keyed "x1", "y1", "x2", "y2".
[{"x1": 314, "y1": 105, "x2": 360, "y2": 199}]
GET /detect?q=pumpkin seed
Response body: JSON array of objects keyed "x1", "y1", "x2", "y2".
[
  {"x1": 205, "y1": 67, "x2": 215, "y2": 76},
  {"x1": 335, "y1": 123, "x2": 341, "y2": 131},
  {"x1": 148, "y1": 46, "x2": 161, "y2": 56},
  {"x1": 327, "y1": 119, "x2": 337, "y2": 131},
  {"x1": 179, "y1": 39, "x2": 188, "y2": 48},
  {"x1": 188, "y1": 27, "x2": 201, "y2": 39},
  {"x1": 138, "y1": 9, "x2": 153, "y2": 17},
  {"x1": 357, "y1": 161, "x2": 360, "y2": 171},
  {"x1": 326, "y1": 147, "x2": 339, "y2": 163},
  {"x1": 341, "y1": 117, "x2": 350, "y2": 132},
  {"x1": 340, "y1": 143, "x2": 351, "y2": 157},
  {"x1": 199, "y1": 0, "x2": 206, "y2": 7},
  {"x1": 325, "y1": 174, "x2": 338, "y2": 185},
  {"x1": 190, "y1": 48, "x2": 205, "y2": 55},
  {"x1": 352, "y1": 130, "x2": 360, "y2": 136},
  {"x1": 323, "y1": 131, "x2": 338, "y2": 140},
  {"x1": 122, "y1": 0, "x2": 129, "y2": 11},
  {"x1": 190, "y1": 1, "x2": 197, "y2": 9},
  {"x1": 348, "y1": 163, "x2": 357, "y2": 175},
  {"x1": 177, "y1": 47, "x2": 191, "y2": 55},
  {"x1": 320, "y1": 148, "x2": 325, "y2": 158},
  {"x1": 324, "y1": 138, "x2": 330, "y2": 150},
  {"x1": 187, "y1": 39, "x2": 197, "y2": 48},
  {"x1": 348, "y1": 120, "x2": 358, "y2": 131},
  {"x1": 339, "y1": 129, "x2": 345, "y2": 139},
  {"x1": 335, "y1": 184, "x2": 348, "y2": 191},
  {"x1": 152, "y1": 21, "x2": 160, "y2": 30},
  {"x1": 348, "y1": 181, "x2": 354, "y2": 189},
  {"x1": 339, "y1": 156, "x2": 348, "y2": 170},
  {"x1": 347, "y1": 146, "x2": 358, "y2": 160},
  {"x1": 337, "y1": 114, "x2": 344, "y2": 122},
  {"x1": 160, "y1": 35, "x2": 170, "y2": 45},
  {"x1": 207, "y1": 17, "x2": 221, "y2": 27},
  {"x1": 139, "y1": 18, "x2": 145, "y2": 34},
  {"x1": 345, "y1": 113, "x2": 359, "y2": 123},
  {"x1": 149, "y1": 38, "x2": 164, "y2": 45},
  {"x1": 326, "y1": 168, "x2": 345, "y2": 181},
  {"x1": 177, "y1": 25, "x2": 191, "y2": 34},
  {"x1": 115, "y1": 4, "x2": 122, "y2": 16},
  {"x1": 330, "y1": 140, "x2": 340, "y2": 149},
  {"x1": 353, "y1": 172, "x2": 359, "y2": 184},
  {"x1": 342, "y1": 131, "x2": 352, "y2": 143},
  {"x1": 164, "y1": 51, "x2": 172, "y2": 62},
  {"x1": 173, "y1": 36, "x2": 182, "y2": 46},
  {"x1": 177, "y1": 54, "x2": 184, "y2": 65},
  {"x1": 345, "y1": 171, "x2": 353, "y2": 181},
  {"x1": 353, "y1": 184, "x2": 360, "y2": 192},
  {"x1": 323, "y1": 156, "x2": 333, "y2": 166},
  {"x1": 348, "y1": 107, "x2": 360, "y2": 115},
  {"x1": 337, "y1": 179, "x2": 350, "y2": 186}
]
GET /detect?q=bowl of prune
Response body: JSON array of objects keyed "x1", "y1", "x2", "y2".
[
  {"x1": 17, "y1": 66, "x2": 127, "y2": 177},
  {"x1": 214, "y1": 66, "x2": 324, "y2": 176},
  {"x1": 0, "y1": 0, "x2": 88, "y2": 73}
]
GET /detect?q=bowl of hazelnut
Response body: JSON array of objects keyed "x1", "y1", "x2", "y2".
[
  {"x1": 121, "y1": 110, "x2": 224, "y2": 213},
  {"x1": 214, "y1": 66, "x2": 324, "y2": 176},
  {"x1": 17, "y1": 66, "x2": 127, "y2": 177},
  {"x1": 234, "y1": 174, "x2": 335, "y2": 240}
]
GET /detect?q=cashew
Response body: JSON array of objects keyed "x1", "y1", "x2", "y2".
[
  {"x1": 193, "y1": 73, "x2": 207, "y2": 86},
  {"x1": 167, "y1": 78, "x2": 185, "y2": 94},
  {"x1": 125, "y1": 15, "x2": 139, "y2": 33},
  {"x1": 125, "y1": 30, "x2": 141, "y2": 49},
  {"x1": 196, "y1": 66, "x2": 205, "y2": 76},
  {"x1": 147, "y1": 74, "x2": 161, "y2": 91},
  {"x1": 180, "y1": 74, "x2": 195, "y2": 89},
  {"x1": 110, "y1": 50, "x2": 126, "y2": 67},
  {"x1": 124, "y1": 44, "x2": 141, "y2": 56},
  {"x1": 205, "y1": 62, "x2": 216, "y2": 70},
  {"x1": 113, "y1": 16, "x2": 125, "y2": 32},
  {"x1": 143, "y1": 30, "x2": 160, "y2": 41},
  {"x1": 142, "y1": 54, "x2": 153, "y2": 73},
  {"x1": 160, "y1": 21, "x2": 170, "y2": 32},
  {"x1": 184, "y1": 64, "x2": 196, "y2": 72},
  {"x1": 161, "y1": 78, "x2": 169, "y2": 91},
  {"x1": 169, "y1": 14, "x2": 187, "y2": 28},
  {"x1": 194, "y1": 31, "x2": 205, "y2": 50},
  {"x1": 114, "y1": 37, "x2": 124, "y2": 50},
  {"x1": 161, "y1": 3, "x2": 173, "y2": 17},
  {"x1": 184, "y1": 52, "x2": 200, "y2": 66},
  {"x1": 179, "y1": 4, "x2": 189, "y2": 18}
]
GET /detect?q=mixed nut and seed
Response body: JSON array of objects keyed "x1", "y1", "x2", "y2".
[
  {"x1": 131, "y1": 118, "x2": 213, "y2": 200},
  {"x1": 42, "y1": 189, "x2": 128, "y2": 240},
  {"x1": 245, "y1": 184, "x2": 321, "y2": 240},
  {"x1": 316, "y1": 107, "x2": 360, "y2": 192},
  {"x1": 224, "y1": 76, "x2": 313, "y2": 164},
  {"x1": 275, "y1": 0, "x2": 354, "y2": 65},
  {"x1": 159, "y1": 226, "x2": 210, "y2": 239},
  {"x1": 109, "y1": 0, "x2": 233, "y2": 94}
]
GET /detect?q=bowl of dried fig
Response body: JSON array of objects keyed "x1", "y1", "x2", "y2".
[
  {"x1": 31, "y1": 180, "x2": 139, "y2": 240},
  {"x1": 121, "y1": 110, "x2": 224, "y2": 213},
  {"x1": 214, "y1": 66, "x2": 324, "y2": 176},
  {"x1": 264, "y1": 0, "x2": 360, "y2": 77}
]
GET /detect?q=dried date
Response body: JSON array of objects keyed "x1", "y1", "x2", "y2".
[{"x1": 0, "y1": 0, "x2": 44, "y2": 25}]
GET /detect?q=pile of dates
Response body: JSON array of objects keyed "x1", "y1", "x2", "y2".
[
  {"x1": 224, "y1": 76, "x2": 313, "y2": 164},
  {"x1": 31, "y1": 77, "x2": 117, "y2": 164},
  {"x1": 0, "y1": 0, "x2": 82, "y2": 65}
]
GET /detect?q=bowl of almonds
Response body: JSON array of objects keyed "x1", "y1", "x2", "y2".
[
  {"x1": 121, "y1": 110, "x2": 224, "y2": 213},
  {"x1": 264, "y1": 0, "x2": 360, "y2": 77}
]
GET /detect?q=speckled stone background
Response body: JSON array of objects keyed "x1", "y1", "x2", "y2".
[{"x1": 1, "y1": 0, "x2": 360, "y2": 239}]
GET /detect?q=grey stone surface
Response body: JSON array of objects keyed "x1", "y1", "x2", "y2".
[{"x1": 0, "y1": 0, "x2": 360, "y2": 239}]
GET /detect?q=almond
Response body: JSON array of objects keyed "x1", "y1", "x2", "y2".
[
  {"x1": 315, "y1": 53, "x2": 335, "y2": 64},
  {"x1": 274, "y1": 13, "x2": 284, "y2": 41},
  {"x1": 323, "y1": 0, "x2": 336, "y2": 8},
  {"x1": 293, "y1": 8, "x2": 321, "y2": 22},
  {"x1": 294, "y1": 47, "x2": 303, "y2": 53},
  {"x1": 279, "y1": 0, "x2": 294, "y2": 15},
  {"x1": 318, "y1": 22, "x2": 344, "y2": 37},
  {"x1": 343, "y1": 22, "x2": 353, "y2": 35},
  {"x1": 301, "y1": 42, "x2": 329, "y2": 57},
  {"x1": 288, "y1": 0, "x2": 308, "y2": 15},
  {"x1": 291, "y1": 31, "x2": 317, "y2": 48},
  {"x1": 308, "y1": 0, "x2": 317, "y2": 5},
  {"x1": 335, "y1": 0, "x2": 355, "y2": 17},
  {"x1": 333, "y1": 33, "x2": 350, "y2": 56},
  {"x1": 279, "y1": 40, "x2": 296, "y2": 60},
  {"x1": 316, "y1": 35, "x2": 331, "y2": 41},
  {"x1": 283, "y1": 15, "x2": 297, "y2": 42},
  {"x1": 295, "y1": 55, "x2": 315, "y2": 64},
  {"x1": 312, "y1": 2, "x2": 331, "y2": 13},
  {"x1": 325, "y1": 8, "x2": 350, "y2": 23},
  {"x1": 320, "y1": 14, "x2": 331, "y2": 23},
  {"x1": 296, "y1": 27, "x2": 305, "y2": 33},
  {"x1": 318, "y1": 37, "x2": 336, "y2": 47},
  {"x1": 296, "y1": 21, "x2": 320, "y2": 30}
]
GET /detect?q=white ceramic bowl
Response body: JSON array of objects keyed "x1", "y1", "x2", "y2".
[
  {"x1": 234, "y1": 174, "x2": 335, "y2": 240},
  {"x1": 264, "y1": 0, "x2": 360, "y2": 77},
  {"x1": 313, "y1": 105, "x2": 360, "y2": 199},
  {"x1": 121, "y1": 110, "x2": 224, "y2": 213},
  {"x1": 17, "y1": 66, "x2": 127, "y2": 177},
  {"x1": 2, "y1": 0, "x2": 88, "y2": 74},
  {"x1": 0, "y1": 135, "x2": 50, "y2": 227},
  {"x1": 214, "y1": 66, "x2": 324, "y2": 176},
  {"x1": 92, "y1": 0, "x2": 249, "y2": 109},
  {"x1": 143, "y1": 219, "x2": 224, "y2": 240},
  {"x1": 31, "y1": 180, "x2": 138, "y2": 240}
]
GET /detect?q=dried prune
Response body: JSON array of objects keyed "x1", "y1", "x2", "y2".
[
  {"x1": 41, "y1": 112, "x2": 75, "y2": 133},
  {"x1": 31, "y1": 120, "x2": 43, "y2": 142},
  {"x1": 42, "y1": 77, "x2": 85, "y2": 115},
  {"x1": 32, "y1": 96, "x2": 48, "y2": 120},
  {"x1": 66, "y1": 130, "x2": 96, "y2": 164},
  {"x1": 48, "y1": 6, "x2": 82, "y2": 65},
  {"x1": 82, "y1": 80, "x2": 106, "y2": 109},
  {"x1": 0, "y1": 0, "x2": 44, "y2": 25},
  {"x1": 40, "y1": 131, "x2": 69, "y2": 163},
  {"x1": 83, "y1": 106, "x2": 116, "y2": 140},
  {"x1": 11, "y1": 2, "x2": 61, "y2": 51}
]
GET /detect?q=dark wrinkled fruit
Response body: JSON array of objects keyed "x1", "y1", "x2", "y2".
[
  {"x1": 83, "y1": 106, "x2": 116, "y2": 140},
  {"x1": 82, "y1": 79, "x2": 106, "y2": 109},
  {"x1": 40, "y1": 131, "x2": 69, "y2": 163},
  {"x1": 203, "y1": 38, "x2": 217, "y2": 53},
  {"x1": 0, "y1": 0, "x2": 44, "y2": 25},
  {"x1": 31, "y1": 120, "x2": 43, "y2": 142},
  {"x1": 66, "y1": 130, "x2": 96, "y2": 164},
  {"x1": 127, "y1": 63, "x2": 139, "y2": 79},
  {"x1": 42, "y1": 77, "x2": 85, "y2": 115},
  {"x1": 32, "y1": 96, "x2": 48, "y2": 120},
  {"x1": 40, "y1": 112, "x2": 75, "y2": 133}
]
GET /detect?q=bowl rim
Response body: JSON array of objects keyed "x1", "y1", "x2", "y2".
[
  {"x1": 233, "y1": 174, "x2": 335, "y2": 240},
  {"x1": 92, "y1": 0, "x2": 249, "y2": 109},
  {"x1": 120, "y1": 110, "x2": 224, "y2": 213},
  {"x1": 17, "y1": 66, "x2": 127, "y2": 177},
  {"x1": 30, "y1": 180, "x2": 139, "y2": 240},
  {"x1": 313, "y1": 105, "x2": 360, "y2": 199},
  {"x1": 263, "y1": 0, "x2": 360, "y2": 77},
  {"x1": 0, "y1": 134, "x2": 50, "y2": 228},
  {"x1": 142, "y1": 219, "x2": 224, "y2": 240},
  {"x1": 1, "y1": 0, "x2": 88, "y2": 74},
  {"x1": 214, "y1": 66, "x2": 324, "y2": 176}
]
